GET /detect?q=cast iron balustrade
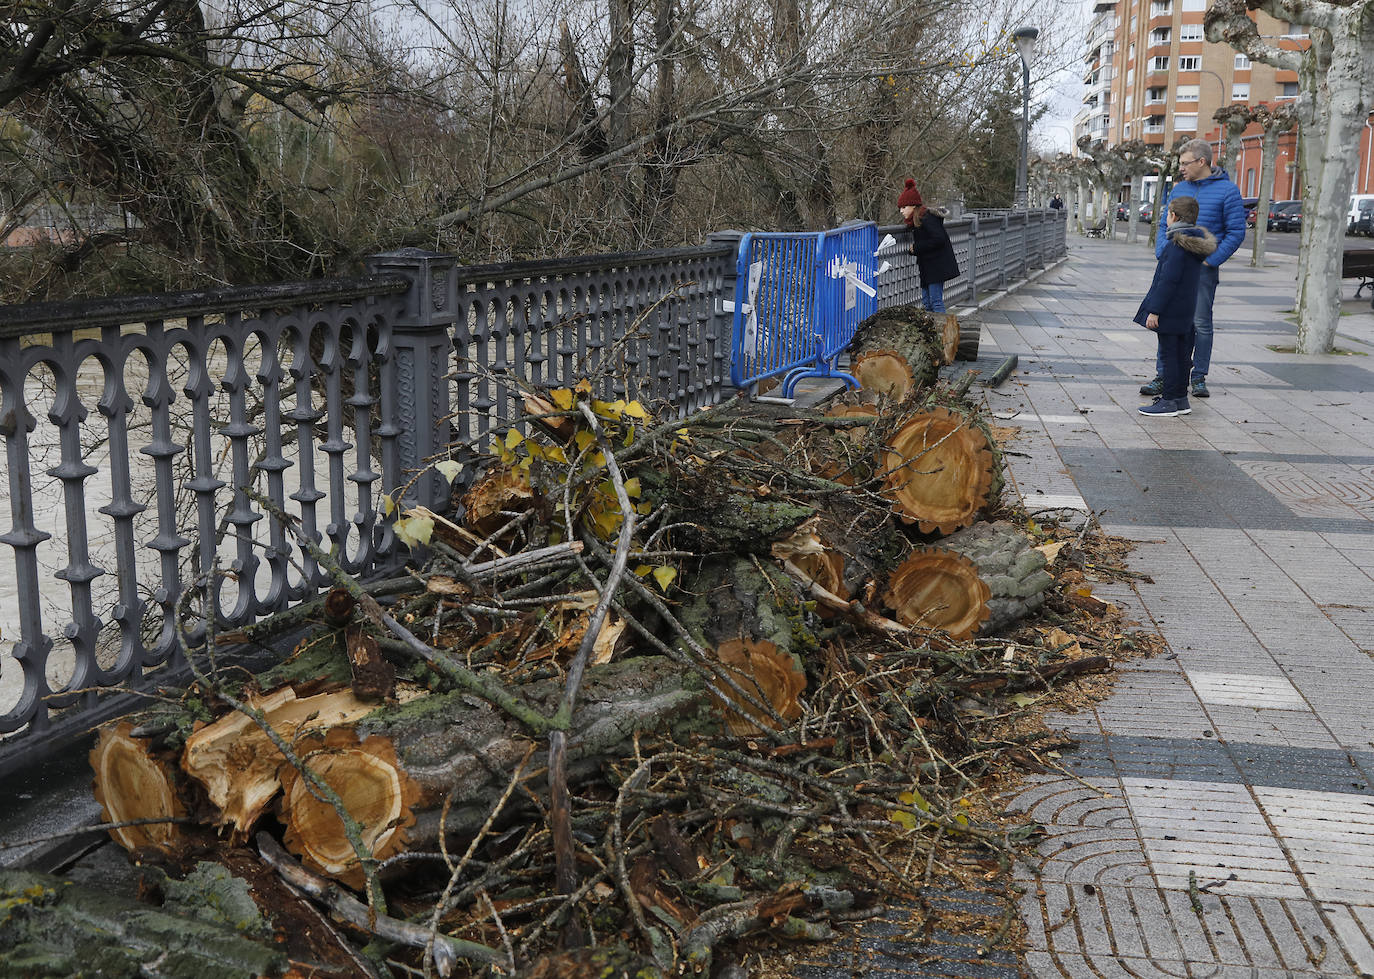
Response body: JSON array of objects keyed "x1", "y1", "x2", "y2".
[{"x1": 0, "y1": 215, "x2": 1065, "y2": 774}]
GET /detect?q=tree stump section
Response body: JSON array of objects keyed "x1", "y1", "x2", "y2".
[
  {"x1": 937, "y1": 520, "x2": 1055, "y2": 633},
  {"x1": 883, "y1": 549, "x2": 992, "y2": 638},
  {"x1": 90, "y1": 722, "x2": 187, "y2": 854},
  {"x1": 709, "y1": 638, "x2": 807, "y2": 736},
  {"x1": 851, "y1": 349, "x2": 917, "y2": 401},
  {"x1": 180, "y1": 687, "x2": 379, "y2": 839},
  {"x1": 278, "y1": 729, "x2": 421, "y2": 889},
  {"x1": 881, "y1": 405, "x2": 996, "y2": 534},
  {"x1": 847, "y1": 304, "x2": 943, "y2": 389}
]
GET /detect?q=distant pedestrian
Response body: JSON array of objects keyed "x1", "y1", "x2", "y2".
[
  {"x1": 1134, "y1": 196, "x2": 1217, "y2": 417},
  {"x1": 898, "y1": 180, "x2": 959, "y2": 314},
  {"x1": 1049, "y1": 195, "x2": 1064, "y2": 210},
  {"x1": 1140, "y1": 138, "x2": 1246, "y2": 401}
]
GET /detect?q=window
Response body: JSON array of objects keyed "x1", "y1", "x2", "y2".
[
  {"x1": 1232, "y1": 83, "x2": 1250, "y2": 100},
  {"x1": 1147, "y1": 86, "x2": 1168, "y2": 103},
  {"x1": 1281, "y1": 81, "x2": 1299, "y2": 97},
  {"x1": 1284, "y1": 21, "x2": 1308, "y2": 37},
  {"x1": 1235, "y1": 53, "x2": 1250, "y2": 69},
  {"x1": 1127, "y1": 68, "x2": 1135, "y2": 86},
  {"x1": 1246, "y1": 168, "x2": 1256, "y2": 195},
  {"x1": 1174, "y1": 113, "x2": 1198, "y2": 130},
  {"x1": 1180, "y1": 23, "x2": 1203, "y2": 41},
  {"x1": 1176, "y1": 85, "x2": 1199, "y2": 102},
  {"x1": 1149, "y1": 56, "x2": 1170, "y2": 72},
  {"x1": 1178, "y1": 55, "x2": 1200, "y2": 71},
  {"x1": 1150, "y1": 28, "x2": 1171, "y2": 44},
  {"x1": 1150, "y1": 1, "x2": 1170, "y2": 15},
  {"x1": 1181, "y1": 0, "x2": 1205, "y2": 10}
]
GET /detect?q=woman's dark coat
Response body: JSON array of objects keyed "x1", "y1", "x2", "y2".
[
  {"x1": 907, "y1": 210, "x2": 960, "y2": 286},
  {"x1": 1132, "y1": 226, "x2": 1218, "y2": 334}
]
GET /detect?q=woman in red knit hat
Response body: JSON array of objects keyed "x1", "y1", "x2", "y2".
[{"x1": 898, "y1": 178, "x2": 959, "y2": 313}]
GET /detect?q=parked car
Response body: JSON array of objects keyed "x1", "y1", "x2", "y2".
[
  {"x1": 1267, "y1": 200, "x2": 1300, "y2": 231},
  {"x1": 1274, "y1": 201, "x2": 1303, "y2": 232},
  {"x1": 1349, "y1": 194, "x2": 1374, "y2": 233},
  {"x1": 1353, "y1": 197, "x2": 1374, "y2": 236},
  {"x1": 1241, "y1": 197, "x2": 1259, "y2": 227},
  {"x1": 1115, "y1": 202, "x2": 1152, "y2": 222},
  {"x1": 1139, "y1": 204, "x2": 1154, "y2": 223}
]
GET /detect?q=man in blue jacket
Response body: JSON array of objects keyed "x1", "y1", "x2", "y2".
[{"x1": 1139, "y1": 139, "x2": 1247, "y2": 401}]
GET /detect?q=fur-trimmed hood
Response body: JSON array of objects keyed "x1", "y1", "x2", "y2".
[{"x1": 1166, "y1": 224, "x2": 1217, "y2": 259}]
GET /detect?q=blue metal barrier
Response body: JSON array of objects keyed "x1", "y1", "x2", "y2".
[
  {"x1": 727, "y1": 231, "x2": 824, "y2": 391},
  {"x1": 729, "y1": 222, "x2": 880, "y2": 395}
]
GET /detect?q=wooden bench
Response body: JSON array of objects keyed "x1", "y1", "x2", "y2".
[{"x1": 1344, "y1": 248, "x2": 1374, "y2": 307}]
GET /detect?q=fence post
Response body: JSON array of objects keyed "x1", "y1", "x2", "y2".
[
  {"x1": 964, "y1": 215, "x2": 977, "y2": 306},
  {"x1": 366, "y1": 249, "x2": 458, "y2": 512},
  {"x1": 707, "y1": 230, "x2": 744, "y2": 392}
]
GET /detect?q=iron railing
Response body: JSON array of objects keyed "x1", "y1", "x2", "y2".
[{"x1": 0, "y1": 212, "x2": 1064, "y2": 773}]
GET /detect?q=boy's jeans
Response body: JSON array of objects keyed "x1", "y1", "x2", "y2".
[
  {"x1": 1155, "y1": 264, "x2": 1218, "y2": 381},
  {"x1": 1159, "y1": 328, "x2": 1194, "y2": 402},
  {"x1": 921, "y1": 282, "x2": 946, "y2": 313}
]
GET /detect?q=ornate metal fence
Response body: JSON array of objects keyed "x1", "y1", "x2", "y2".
[{"x1": 0, "y1": 212, "x2": 1064, "y2": 773}]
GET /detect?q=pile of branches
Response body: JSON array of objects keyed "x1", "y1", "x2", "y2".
[{"x1": 55, "y1": 368, "x2": 1140, "y2": 979}]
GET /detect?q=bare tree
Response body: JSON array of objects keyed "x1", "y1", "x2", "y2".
[{"x1": 1206, "y1": 0, "x2": 1374, "y2": 353}]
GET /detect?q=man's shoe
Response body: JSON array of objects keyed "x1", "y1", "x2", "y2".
[
  {"x1": 1138, "y1": 398, "x2": 1182, "y2": 417},
  {"x1": 1139, "y1": 377, "x2": 1165, "y2": 397},
  {"x1": 1176, "y1": 397, "x2": 1192, "y2": 415},
  {"x1": 1191, "y1": 378, "x2": 1210, "y2": 398}
]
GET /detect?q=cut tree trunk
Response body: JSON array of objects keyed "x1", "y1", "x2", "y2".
[
  {"x1": 881, "y1": 404, "x2": 997, "y2": 534},
  {"x1": 851, "y1": 349, "x2": 918, "y2": 401},
  {"x1": 937, "y1": 520, "x2": 1055, "y2": 634},
  {"x1": 278, "y1": 728, "x2": 422, "y2": 889},
  {"x1": 709, "y1": 637, "x2": 807, "y2": 736},
  {"x1": 269, "y1": 656, "x2": 707, "y2": 883},
  {"x1": 847, "y1": 304, "x2": 943, "y2": 389},
  {"x1": 883, "y1": 549, "x2": 991, "y2": 638},
  {"x1": 955, "y1": 317, "x2": 982, "y2": 361},
  {"x1": 179, "y1": 688, "x2": 381, "y2": 840},
  {"x1": 90, "y1": 722, "x2": 188, "y2": 854}
]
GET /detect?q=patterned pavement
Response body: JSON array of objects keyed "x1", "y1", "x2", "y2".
[{"x1": 990, "y1": 236, "x2": 1374, "y2": 978}]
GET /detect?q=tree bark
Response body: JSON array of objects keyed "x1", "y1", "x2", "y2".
[
  {"x1": 0, "y1": 869, "x2": 289, "y2": 978},
  {"x1": 935, "y1": 520, "x2": 1055, "y2": 634}
]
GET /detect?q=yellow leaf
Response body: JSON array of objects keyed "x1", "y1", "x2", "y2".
[
  {"x1": 592, "y1": 398, "x2": 624, "y2": 419},
  {"x1": 623, "y1": 427, "x2": 635, "y2": 448},
  {"x1": 551, "y1": 388, "x2": 574, "y2": 410},
  {"x1": 545, "y1": 445, "x2": 568, "y2": 464},
  {"x1": 623, "y1": 477, "x2": 640, "y2": 498},
  {"x1": 636, "y1": 502, "x2": 652, "y2": 514},
  {"x1": 890, "y1": 809, "x2": 918, "y2": 830},
  {"x1": 652, "y1": 566, "x2": 676, "y2": 591},
  {"x1": 575, "y1": 430, "x2": 595, "y2": 452},
  {"x1": 899, "y1": 789, "x2": 930, "y2": 812},
  {"x1": 381, "y1": 493, "x2": 395, "y2": 517},
  {"x1": 525, "y1": 442, "x2": 545, "y2": 460},
  {"x1": 623, "y1": 400, "x2": 649, "y2": 420},
  {"x1": 393, "y1": 514, "x2": 435, "y2": 549},
  {"x1": 634, "y1": 565, "x2": 653, "y2": 577},
  {"x1": 435, "y1": 460, "x2": 463, "y2": 484},
  {"x1": 505, "y1": 429, "x2": 524, "y2": 449},
  {"x1": 574, "y1": 378, "x2": 592, "y2": 394}
]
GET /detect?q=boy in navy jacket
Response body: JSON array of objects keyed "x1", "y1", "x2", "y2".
[{"x1": 1134, "y1": 196, "x2": 1217, "y2": 417}]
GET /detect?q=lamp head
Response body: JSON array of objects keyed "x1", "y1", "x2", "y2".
[{"x1": 1012, "y1": 26, "x2": 1040, "y2": 67}]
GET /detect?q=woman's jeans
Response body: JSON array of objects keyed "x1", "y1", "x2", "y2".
[
  {"x1": 921, "y1": 282, "x2": 946, "y2": 313},
  {"x1": 1155, "y1": 264, "x2": 1218, "y2": 381}
]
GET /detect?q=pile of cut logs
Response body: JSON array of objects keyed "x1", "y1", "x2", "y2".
[{"x1": 42, "y1": 305, "x2": 1126, "y2": 977}]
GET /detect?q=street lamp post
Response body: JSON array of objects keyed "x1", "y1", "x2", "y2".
[{"x1": 1012, "y1": 26, "x2": 1040, "y2": 211}]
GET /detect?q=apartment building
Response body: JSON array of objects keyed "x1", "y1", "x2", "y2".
[{"x1": 1070, "y1": 0, "x2": 1359, "y2": 200}]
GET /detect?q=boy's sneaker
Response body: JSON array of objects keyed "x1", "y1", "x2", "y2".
[
  {"x1": 1191, "y1": 378, "x2": 1210, "y2": 398},
  {"x1": 1139, "y1": 377, "x2": 1165, "y2": 396},
  {"x1": 1139, "y1": 398, "x2": 1184, "y2": 417}
]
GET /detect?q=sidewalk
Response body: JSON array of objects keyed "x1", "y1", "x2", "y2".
[{"x1": 992, "y1": 235, "x2": 1374, "y2": 977}]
